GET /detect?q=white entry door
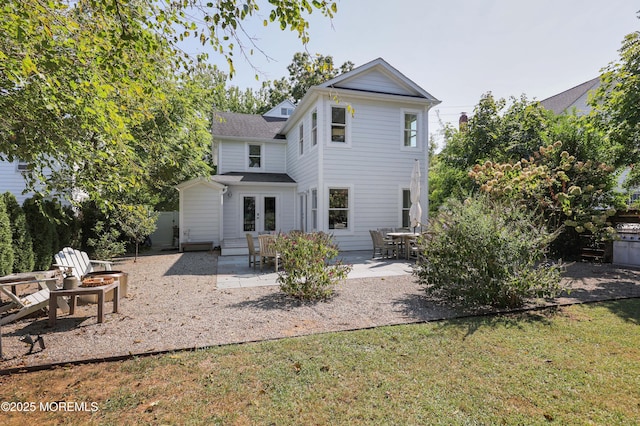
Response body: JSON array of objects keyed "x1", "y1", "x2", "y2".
[{"x1": 243, "y1": 195, "x2": 277, "y2": 236}]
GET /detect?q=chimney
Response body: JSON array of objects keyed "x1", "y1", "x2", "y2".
[{"x1": 459, "y1": 112, "x2": 468, "y2": 131}]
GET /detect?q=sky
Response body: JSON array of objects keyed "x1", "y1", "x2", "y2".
[{"x1": 184, "y1": 0, "x2": 639, "y2": 148}]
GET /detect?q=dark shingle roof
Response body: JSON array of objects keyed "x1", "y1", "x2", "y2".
[
  {"x1": 211, "y1": 112, "x2": 286, "y2": 139},
  {"x1": 539, "y1": 77, "x2": 600, "y2": 114},
  {"x1": 212, "y1": 172, "x2": 296, "y2": 184}
]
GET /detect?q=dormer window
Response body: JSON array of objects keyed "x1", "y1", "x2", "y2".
[{"x1": 281, "y1": 107, "x2": 294, "y2": 116}]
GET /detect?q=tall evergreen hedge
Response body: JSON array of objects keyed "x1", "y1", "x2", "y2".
[
  {"x1": 0, "y1": 195, "x2": 14, "y2": 276},
  {"x1": 23, "y1": 197, "x2": 57, "y2": 271},
  {"x1": 3, "y1": 192, "x2": 35, "y2": 273}
]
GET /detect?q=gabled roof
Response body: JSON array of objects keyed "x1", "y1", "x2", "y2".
[
  {"x1": 176, "y1": 176, "x2": 226, "y2": 191},
  {"x1": 211, "y1": 111, "x2": 286, "y2": 140},
  {"x1": 540, "y1": 77, "x2": 600, "y2": 114},
  {"x1": 318, "y1": 57, "x2": 440, "y2": 102}
]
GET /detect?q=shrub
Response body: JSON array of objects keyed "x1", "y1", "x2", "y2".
[
  {"x1": 23, "y1": 197, "x2": 57, "y2": 271},
  {"x1": 3, "y1": 192, "x2": 34, "y2": 273},
  {"x1": 414, "y1": 195, "x2": 564, "y2": 309},
  {"x1": 274, "y1": 232, "x2": 352, "y2": 301},
  {"x1": 0, "y1": 195, "x2": 14, "y2": 276},
  {"x1": 87, "y1": 220, "x2": 126, "y2": 260}
]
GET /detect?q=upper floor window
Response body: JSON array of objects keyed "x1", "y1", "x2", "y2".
[
  {"x1": 248, "y1": 144, "x2": 262, "y2": 169},
  {"x1": 331, "y1": 106, "x2": 346, "y2": 143},
  {"x1": 299, "y1": 124, "x2": 304, "y2": 156},
  {"x1": 281, "y1": 107, "x2": 293, "y2": 116},
  {"x1": 403, "y1": 112, "x2": 418, "y2": 148},
  {"x1": 311, "y1": 109, "x2": 318, "y2": 146}
]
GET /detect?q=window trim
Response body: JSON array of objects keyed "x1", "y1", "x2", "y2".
[
  {"x1": 311, "y1": 109, "x2": 318, "y2": 147},
  {"x1": 246, "y1": 143, "x2": 264, "y2": 170},
  {"x1": 299, "y1": 123, "x2": 304, "y2": 156},
  {"x1": 400, "y1": 109, "x2": 421, "y2": 151},
  {"x1": 329, "y1": 105, "x2": 351, "y2": 147},
  {"x1": 326, "y1": 185, "x2": 354, "y2": 233}
]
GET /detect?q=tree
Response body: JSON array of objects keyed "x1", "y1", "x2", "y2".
[
  {"x1": 0, "y1": 195, "x2": 13, "y2": 276},
  {"x1": 429, "y1": 92, "x2": 611, "y2": 213},
  {"x1": 2, "y1": 192, "x2": 34, "y2": 273},
  {"x1": 264, "y1": 52, "x2": 354, "y2": 104},
  {"x1": 22, "y1": 197, "x2": 57, "y2": 271},
  {"x1": 1, "y1": 0, "x2": 338, "y2": 209},
  {"x1": 115, "y1": 205, "x2": 158, "y2": 262},
  {"x1": 591, "y1": 20, "x2": 640, "y2": 185}
]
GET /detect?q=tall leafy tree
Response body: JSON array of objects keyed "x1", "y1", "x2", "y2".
[
  {"x1": 0, "y1": 0, "x2": 338, "y2": 208},
  {"x1": 591, "y1": 18, "x2": 640, "y2": 185},
  {"x1": 265, "y1": 52, "x2": 354, "y2": 104}
]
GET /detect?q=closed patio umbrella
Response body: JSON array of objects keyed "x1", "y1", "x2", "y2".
[{"x1": 409, "y1": 160, "x2": 422, "y2": 231}]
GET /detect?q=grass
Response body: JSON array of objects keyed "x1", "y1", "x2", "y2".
[{"x1": 1, "y1": 299, "x2": 639, "y2": 425}]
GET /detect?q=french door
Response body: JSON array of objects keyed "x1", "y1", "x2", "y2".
[{"x1": 243, "y1": 195, "x2": 277, "y2": 236}]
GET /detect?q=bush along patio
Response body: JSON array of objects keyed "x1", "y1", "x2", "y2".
[
  {"x1": 274, "y1": 232, "x2": 352, "y2": 301},
  {"x1": 414, "y1": 195, "x2": 564, "y2": 309}
]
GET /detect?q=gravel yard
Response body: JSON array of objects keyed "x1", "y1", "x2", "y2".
[{"x1": 1, "y1": 250, "x2": 640, "y2": 372}]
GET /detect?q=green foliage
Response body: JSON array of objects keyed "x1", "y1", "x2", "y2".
[
  {"x1": 274, "y1": 232, "x2": 352, "y2": 300},
  {"x1": 591, "y1": 22, "x2": 640, "y2": 185},
  {"x1": 429, "y1": 93, "x2": 613, "y2": 213},
  {"x1": 115, "y1": 205, "x2": 158, "y2": 261},
  {"x1": 87, "y1": 220, "x2": 126, "y2": 261},
  {"x1": 2, "y1": 192, "x2": 34, "y2": 273},
  {"x1": 414, "y1": 196, "x2": 563, "y2": 309},
  {"x1": 0, "y1": 195, "x2": 14, "y2": 276},
  {"x1": 0, "y1": 0, "x2": 337, "y2": 210},
  {"x1": 265, "y1": 52, "x2": 354, "y2": 104},
  {"x1": 22, "y1": 197, "x2": 57, "y2": 271},
  {"x1": 469, "y1": 142, "x2": 622, "y2": 254}
]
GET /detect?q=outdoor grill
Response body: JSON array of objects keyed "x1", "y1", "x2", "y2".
[{"x1": 613, "y1": 223, "x2": 640, "y2": 266}]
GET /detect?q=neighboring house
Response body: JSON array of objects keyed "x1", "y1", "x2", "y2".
[
  {"x1": 539, "y1": 77, "x2": 600, "y2": 115},
  {"x1": 177, "y1": 58, "x2": 441, "y2": 254},
  {"x1": 0, "y1": 159, "x2": 35, "y2": 205}
]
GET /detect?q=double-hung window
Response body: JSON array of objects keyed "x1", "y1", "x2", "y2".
[
  {"x1": 311, "y1": 188, "x2": 318, "y2": 230},
  {"x1": 311, "y1": 110, "x2": 318, "y2": 146},
  {"x1": 403, "y1": 112, "x2": 418, "y2": 148},
  {"x1": 248, "y1": 144, "x2": 261, "y2": 169},
  {"x1": 331, "y1": 107, "x2": 346, "y2": 143},
  {"x1": 299, "y1": 124, "x2": 304, "y2": 155},
  {"x1": 328, "y1": 188, "x2": 349, "y2": 230}
]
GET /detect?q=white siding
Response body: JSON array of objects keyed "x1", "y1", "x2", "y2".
[
  {"x1": 0, "y1": 161, "x2": 36, "y2": 205},
  {"x1": 179, "y1": 184, "x2": 222, "y2": 245},
  {"x1": 336, "y1": 69, "x2": 414, "y2": 96},
  {"x1": 319, "y1": 96, "x2": 429, "y2": 251},
  {"x1": 218, "y1": 140, "x2": 287, "y2": 174},
  {"x1": 221, "y1": 184, "x2": 297, "y2": 239}
]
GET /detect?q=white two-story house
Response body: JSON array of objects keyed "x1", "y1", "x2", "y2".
[{"x1": 177, "y1": 58, "x2": 441, "y2": 254}]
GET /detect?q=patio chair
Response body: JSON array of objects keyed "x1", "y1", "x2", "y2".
[
  {"x1": 53, "y1": 247, "x2": 113, "y2": 280},
  {"x1": 258, "y1": 235, "x2": 280, "y2": 272},
  {"x1": 0, "y1": 279, "x2": 64, "y2": 325},
  {"x1": 370, "y1": 230, "x2": 398, "y2": 259},
  {"x1": 246, "y1": 233, "x2": 259, "y2": 269}
]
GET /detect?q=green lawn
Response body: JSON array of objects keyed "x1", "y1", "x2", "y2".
[{"x1": 1, "y1": 299, "x2": 639, "y2": 425}]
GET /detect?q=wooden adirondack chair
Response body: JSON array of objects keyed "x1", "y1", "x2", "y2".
[
  {"x1": 0, "y1": 278, "x2": 66, "y2": 325},
  {"x1": 53, "y1": 247, "x2": 113, "y2": 279}
]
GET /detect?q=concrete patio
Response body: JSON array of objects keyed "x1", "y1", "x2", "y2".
[{"x1": 216, "y1": 250, "x2": 415, "y2": 289}]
